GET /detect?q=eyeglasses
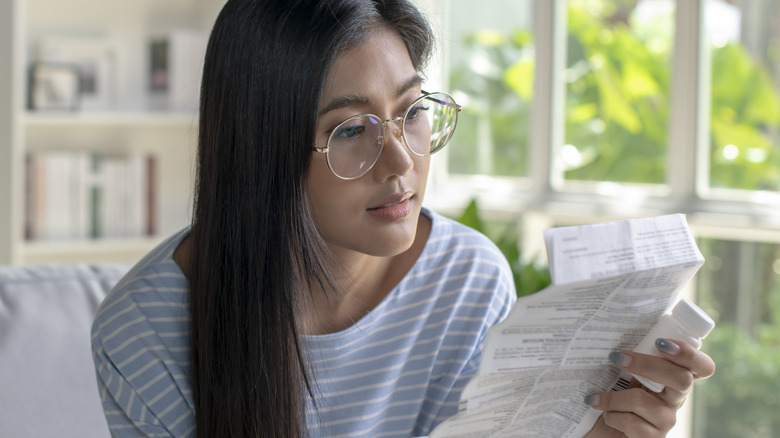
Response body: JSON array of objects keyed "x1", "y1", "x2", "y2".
[{"x1": 313, "y1": 91, "x2": 462, "y2": 180}]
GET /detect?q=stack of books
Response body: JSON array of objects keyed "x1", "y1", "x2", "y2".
[{"x1": 25, "y1": 150, "x2": 156, "y2": 241}]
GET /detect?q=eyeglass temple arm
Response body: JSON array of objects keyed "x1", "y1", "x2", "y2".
[{"x1": 421, "y1": 90, "x2": 463, "y2": 112}]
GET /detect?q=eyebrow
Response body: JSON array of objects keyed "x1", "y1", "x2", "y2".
[{"x1": 318, "y1": 74, "x2": 423, "y2": 116}]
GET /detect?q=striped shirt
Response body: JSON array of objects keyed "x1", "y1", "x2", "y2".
[{"x1": 91, "y1": 208, "x2": 516, "y2": 437}]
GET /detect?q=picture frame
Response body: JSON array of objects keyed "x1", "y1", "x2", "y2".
[
  {"x1": 37, "y1": 37, "x2": 117, "y2": 111},
  {"x1": 147, "y1": 31, "x2": 208, "y2": 112},
  {"x1": 29, "y1": 63, "x2": 80, "y2": 111}
]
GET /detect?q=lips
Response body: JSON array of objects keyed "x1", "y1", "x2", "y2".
[
  {"x1": 368, "y1": 191, "x2": 413, "y2": 210},
  {"x1": 366, "y1": 191, "x2": 414, "y2": 221}
]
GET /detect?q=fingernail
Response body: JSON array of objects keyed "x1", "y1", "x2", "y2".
[
  {"x1": 656, "y1": 338, "x2": 681, "y2": 355},
  {"x1": 584, "y1": 394, "x2": 600, "y2": 407},
  {"x1": 609, "y1": 351, "x2": 632, "y2": 367}
]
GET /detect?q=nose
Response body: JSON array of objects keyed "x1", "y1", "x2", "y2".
[{"x1": 372, "y1": 117, "x2": 413, "y2": 180}]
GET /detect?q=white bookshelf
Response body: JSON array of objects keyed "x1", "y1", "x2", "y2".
[
  {"x1": 23, "y1": 111, "x2": 200, "y2": 128},
  {"x1": 22, "y1": 237, "x2": 166, "y2": 265},
  {"x1": 0, "y1": 0, "x2": 224, "y2": 265}
]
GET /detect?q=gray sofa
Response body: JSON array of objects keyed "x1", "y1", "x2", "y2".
[{"x1": 0, "y1": 264, "x2": 131, "y2": 438}]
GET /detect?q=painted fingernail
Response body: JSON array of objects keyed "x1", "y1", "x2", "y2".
[
  {"x1": 609, "y1": 351, "x2": 632, "y2": 367},
  {"x1": 656, "y1": 338, "x2": 681, "y2": 355},
  {"x1": 584, "y1": 394, "x2": 600, "y2": 407}
]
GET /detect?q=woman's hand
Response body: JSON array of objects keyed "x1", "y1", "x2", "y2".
[{"x1": 583, "y1": 338, "x2": 716, "y2": 437}]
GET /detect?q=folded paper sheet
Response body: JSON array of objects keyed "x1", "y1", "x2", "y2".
[{"x1": 431, "y1": 214, "x2": 704, "y2": 438}]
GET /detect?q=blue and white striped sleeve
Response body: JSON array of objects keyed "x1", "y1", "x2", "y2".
[
  {"x1": 92, "y1": 344, "x2": 173, "y2": 437},
  {"x1": 90, "y1": 245, "x2": 196, "y2": 438}
]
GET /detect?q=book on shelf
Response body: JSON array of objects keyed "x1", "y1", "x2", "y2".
[{"x1": 25, "y1": 150, "x2": 156, "y2": 241}]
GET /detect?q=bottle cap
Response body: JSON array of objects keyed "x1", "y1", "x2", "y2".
[{"x1": 672, "y1": 298, "x2": 715, "y2": 338}]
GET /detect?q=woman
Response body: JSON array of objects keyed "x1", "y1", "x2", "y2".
[{"x1": 91, "y1": 0, "x2": 715, "y2": 436}]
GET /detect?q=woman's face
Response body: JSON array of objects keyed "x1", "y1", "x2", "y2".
[{"x1": 307, "y1": 26, "x2": 430, "y2": 259}]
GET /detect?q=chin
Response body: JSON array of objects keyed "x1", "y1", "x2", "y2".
[
  {"x1": 366, "y1": 226, "x2": 419, "y2": 258},
  {"x1": 321, "y1": 205, "x2": 423, "y2": 258},
  {"x1": 358, "y1": 214, "x2": 421, "y2": 257},
  {"x1": 371, "y1": 237, "x2": 416, "y2": 258}
]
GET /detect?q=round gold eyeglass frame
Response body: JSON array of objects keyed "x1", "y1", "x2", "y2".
[{"x1": 313, "y1": 90, "x2": 462, "y2": 180}]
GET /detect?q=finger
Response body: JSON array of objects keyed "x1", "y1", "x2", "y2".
[
  {"x1": 586, "y1": 388, "x2": 676, "y2": 436},
  {"x1": 624, "y1": 374, "x2": 687, "y2": 408},
  {"x1": 652, "y1": 384, "x2": 688, "y2": 408},
  {"x1": 603, "y1": 411, "x2": 661, "y2": 438},
  {"x1": 587, "y1": 415, "x2": 629, "y2": 438},
  {"x1": 655, "y1": 338, "x2": 716, "y2": 379},
  {"x1": 609, "y1": 351, "x2": 694, "y2": 395},
  {"x1": 609, "y1": 340, "x2": 716, "y2": 393}
]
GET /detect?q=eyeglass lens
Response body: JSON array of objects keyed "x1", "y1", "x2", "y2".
[{"x1": 326, "y1": 92, "x2": 459, "y2": 179}]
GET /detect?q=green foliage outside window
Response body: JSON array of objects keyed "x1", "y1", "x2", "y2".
[
  {"x1": 694, "y1": 323, "x2": 780, "y2": 437},
  {"x1": 692, "y1": 239, "x2": 780, "y2": 438},
  {"x1": 563, "y1": 2, "x2": 671, "y2": 183},
  {"x1": 448, "y1": 1, "x2": 780, "y2": 190},
  {"x1": 710, "y1": 44, "x2": 780, "y2": 190}
]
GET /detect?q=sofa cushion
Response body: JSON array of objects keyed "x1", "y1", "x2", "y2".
[{"x1": 0, "y1": 264, "x2": 130, "y2": 438}]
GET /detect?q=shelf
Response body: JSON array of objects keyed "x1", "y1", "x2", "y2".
[
  {"x1": 23, "y1": 111, "x2": 199, "y2": 128},
  {"x1": 21, "y1": 236, "x2": 166, "y2": 265},
  {"x1": 1, "y1": 0, "x2": 217, "y2": 265}
]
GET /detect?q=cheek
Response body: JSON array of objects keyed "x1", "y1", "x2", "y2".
[
  {"x1": 306, "y1": 156, "x2": 362, "y2": 230},
  {"x1": 306, "y1": 156, "x2": 336, "y2": 215},
  {"x1": 413, "y1": 154, "x2": 431, "y2": 195},
  {"x1": 418, "y1": 154, "x2": 431, "y2": 178}
]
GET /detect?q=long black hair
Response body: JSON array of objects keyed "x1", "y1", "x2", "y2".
[{"x1": 188, "y1": 0, "x2": 434, "y2": 436}]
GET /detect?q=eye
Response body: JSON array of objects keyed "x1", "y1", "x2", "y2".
[
  {"x1": 333, "y1": 123, "x2": 365, "y2": 139},
  {"x1": 405, "y1": 103, "x2": 430, "y2": 122}
]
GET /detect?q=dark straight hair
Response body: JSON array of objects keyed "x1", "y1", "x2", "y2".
[{"x1": 188, "y1": 0, "x2": 434, "y2": 436}]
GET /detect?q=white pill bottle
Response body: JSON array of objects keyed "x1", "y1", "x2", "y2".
[{"x1": 632, "y1": 298, "x2": 715, "y2": 392}]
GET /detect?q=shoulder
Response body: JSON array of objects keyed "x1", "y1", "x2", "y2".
[
  {"x1": 92, "y1": 227, "x2": 191, "y2": 356},
  {"x1": 424, "y1": 208, "x2": 505, "y2": 257},
  {"x1": 412, "y1": 208, "x2": 517, "y2": 318},
  {"x1": 421, "y1": 208, "x2": 513, "y2": 285},
  {"x1": 91, "y1": 228, "x2": 194, "y2": 435},
  {"x1": 92, "y1": 230, "x2": 194, "y2": 436},
  {"x1": 93, "y1": 228, "x2": 191, "y2": 338},
  {"x1": 92, "y1": 226, "x2": 191, "y2": 360}
]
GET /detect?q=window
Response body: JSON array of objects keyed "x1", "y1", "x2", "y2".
[{"x1": 427, "y1": 1, "x2": 780, "y2": 437}]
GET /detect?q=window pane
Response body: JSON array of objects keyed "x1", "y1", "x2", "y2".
[
  {"x1": 693, "y1": 238, "x2": 780, "y2": 437},
  {"x1": 706, "y1": 0, "x2": 780, "y2": 192},
  {"x1": 563, "y1": 0, "x2": 674, "y2": 184},
  {"x1": 445, "y1": 0, "x2": 534, "y2": 177}
]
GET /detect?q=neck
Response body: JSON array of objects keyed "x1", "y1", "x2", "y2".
[{"x1": 301, "y1": 213, "x2": 431, "y2": 335}]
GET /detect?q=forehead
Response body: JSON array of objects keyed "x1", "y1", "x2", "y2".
[{"x1": 321, "y1": 26, "x2": 419, "y2": 106}]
